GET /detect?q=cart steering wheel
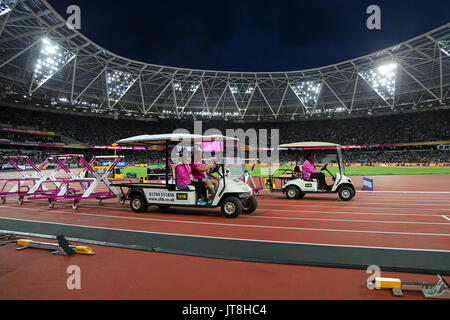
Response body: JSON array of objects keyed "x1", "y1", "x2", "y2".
[
  {"x1": 210, "y1": 162, "x2": 224, "y2": 179},
  {"x1": 320, "y1": 163, "x2": 336, "y2": 179}
]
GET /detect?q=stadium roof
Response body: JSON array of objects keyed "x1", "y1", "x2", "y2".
[
  {"x1": 0, "y1": 0, "x2": 449, "y2": 121},
  {"x1": 279, "y1": 142, "x2": 341, "y2": 149},
  {"x1": 116, "y1": 134, "x2": 238, "y2": 145}
]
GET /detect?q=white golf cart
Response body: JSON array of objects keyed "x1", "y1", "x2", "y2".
[
  {"x1": 111, "y1": 134, "x2": 257, "y2": 218},
  {"x1": 273, "y1": 142, "x2": 356, "y2": 201}
]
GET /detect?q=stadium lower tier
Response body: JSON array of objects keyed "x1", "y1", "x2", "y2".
[
  {"x1": 0, "y1": 104, "x2": 449, "y2": 147},
  {"x1": 1, "y1": 146, "x2": 449, "y2": 169}
]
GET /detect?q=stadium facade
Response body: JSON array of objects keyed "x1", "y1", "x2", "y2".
[{"x1": 0, "y1": 0, "x2": 449, "y2": 122}]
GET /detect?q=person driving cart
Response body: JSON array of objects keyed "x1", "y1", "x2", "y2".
[
  {"x1": 175, "y1": 154, "x2": 210, "y2": 205},
  {"x1": 293, "y1": 160, "x2": 301, "y2": 177},
  {"x1": 191, "y1": 161, "x2": 219, "y2": 197},
  {"x1": 302, "y1": 153, "x2": 332, "y2": 191}
]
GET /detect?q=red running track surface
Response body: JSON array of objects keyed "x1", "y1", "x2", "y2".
[{"x1": 0, "y1": 174, "x2": 449, "y2": 299}]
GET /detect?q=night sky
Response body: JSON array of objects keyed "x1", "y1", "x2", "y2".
[{"x1": 47, "y1": 0, "x2": 449, "y2": 72}]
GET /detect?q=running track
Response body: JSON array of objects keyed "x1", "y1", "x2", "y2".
[{"x1": 0, "y1": 174, "x2": 449, "y2": 299}]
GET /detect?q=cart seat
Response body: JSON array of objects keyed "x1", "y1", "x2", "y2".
[
  {"x1": 175, "y1": 184, "x2": 196, "y2": 191},
  {"x1": 299, "y1": 167, "x2": 318, "y2": 182}
]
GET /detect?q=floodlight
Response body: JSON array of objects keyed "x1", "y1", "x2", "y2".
[
  {"x1": 290, "y1": 81, "x2": 322, "y2": 108},
  {"x1": 360, "y1": 62, "x2": 397, "y2": 101},
  {"x1": 106, "y1": 70, "x2": 137, "y2": 102},
  {"x1": 439, "y1": 41, "x2": 450, "y2": 56},
  {"x1": 0, "y1": 0, "x2": 17, "y2": 17},
  {"x1": 31, "y1": 37, "x2": 75, "y2": 92},
  {"x1": 229, "y1": 83, "x2": 255, "y2": 116},
  {"x1": 174, "y1": 82, "x2": 182, "y2": 91},
  {"x1": 229, "y1": 84, "x2": 254, "y2": 96}
]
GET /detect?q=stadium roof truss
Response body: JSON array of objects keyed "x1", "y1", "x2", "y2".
[{"x1": 0, "y1": 0, "x2": 449, "y2": 121}]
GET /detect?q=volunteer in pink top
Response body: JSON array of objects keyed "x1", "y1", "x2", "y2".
[
  {"x1": 175, "y1": 154, "x2": 209, "y2": 205},
  {"x1": 302, "y1": 153, "x2": 332, "y2": 191},
  {"x1": 191, "y1": 162, "x2": 219, "y2": 197}
]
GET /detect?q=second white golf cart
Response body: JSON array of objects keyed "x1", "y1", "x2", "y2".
[
  {"x1": 111, "y1": 134, "x2": 257, "y2": 218},
  {"x1": 274, "y1": 142, "x2": 356, "y2": 201}
]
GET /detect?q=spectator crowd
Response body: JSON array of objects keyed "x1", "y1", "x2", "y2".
[{"x1": 0, "y1": 103, "x2": 449, "y2": 166}]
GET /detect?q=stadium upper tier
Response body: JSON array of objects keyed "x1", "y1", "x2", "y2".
[
  {"x1": 1, "y1": 105, "x2": 449, "y2": 147},
  {"x1": 0, "y1": 0, "x2": 449, "y2": 121}
]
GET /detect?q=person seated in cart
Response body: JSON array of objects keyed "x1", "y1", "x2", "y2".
[
  {"x1": 175, "y1": 154, "x2": 210, "y2": 205},
  {"x1": 302, "y1": 153, "x2": 332, "y2": 191},
  {"x1": 191, "y1": 161, "x2": 219, "y2": 197},
  {"x1": 292, "y1": 160, "x2": 301, "y2": 177}
]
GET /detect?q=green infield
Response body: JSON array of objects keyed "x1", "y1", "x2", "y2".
[
  {"x1": 119, "y1": 164, "x2": 450, "y2": 179},
  {"x1": 245, "y1": 165, "x2": 450, "y2": 177}
]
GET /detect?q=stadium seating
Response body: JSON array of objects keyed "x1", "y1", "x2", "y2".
[{"x1": 0, "y1": 103, "x2": 449, "y2": 166}]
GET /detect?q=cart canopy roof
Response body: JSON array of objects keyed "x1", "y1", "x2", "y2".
[
  {"x1": 278, "y1": 141, "x2": 341, "y2": 149},
  {"x1": 116, "y1": 133, "x2": 238, "y2": 146}
]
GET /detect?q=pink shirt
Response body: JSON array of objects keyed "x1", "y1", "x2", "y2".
[
  {"x1": 302, "y1": 159, "x2": 318, "y2": 181},
  {"x1": 175, "y1": 163, "x2": 192, "y2": 186},
  {"x1": 190, "y1": 163, "x2": 206, "y2": 180}
]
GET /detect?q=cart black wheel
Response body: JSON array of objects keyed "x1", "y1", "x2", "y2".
[
  {"x1": 119, "y1": 197, "x2": 125, "y2": 205},
  {"x1": 158, "y1": 204, "x2": 170, "y2": 210},
  {"x1": 72, "y1": 200, "x2": 79, "y2": 210},
  {"x1": 253, "y1": 190, "x2": 259, "y2": 196},
  {"x1": 0, "y1": 197, "x2": 5, "y2": 204},
  {"x1": 242, "y1": 196, "x2": 257, "y2": 214},
  {"x1": 338, "y1": 186, "x2": 355, "y2": 201},
  {"x1": 130, "y1": 193, "x2": 148, "y2": 213},
  {"x1": 221, "y1": 197, "x2": 242, "y2": 218},
  {"x1": 48, "y1": 199, "x2": 55, "y2": 208},
  {"x1": 18, "y1": 196, "x2": 24, "y2": 205},
  {"x1": 286, "y1": 186, "x2": 302, "y2": 200}
]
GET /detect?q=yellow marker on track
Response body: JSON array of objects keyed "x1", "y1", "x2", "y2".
[
  {"x1": 16, "y1": 236, "x2": 95, "y2": 256},
  {"x1": 373, "y1": 276, "x2": 450, "y2": 299}
]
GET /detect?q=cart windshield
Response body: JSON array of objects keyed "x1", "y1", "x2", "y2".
[
  {"x1": 223, "y1": 157, "x2": 246, "y2": 179},
  {"x1": 281, "y1": 149, "x2": 343, "y2": 176}
]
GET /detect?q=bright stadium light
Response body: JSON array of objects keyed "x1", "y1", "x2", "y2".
[
  {"x1": 359, "y1": 62, "x2": 397, "y2": 102},
  {"x1": 30, "y1": 37, "x2": 75, "y2": 93},
  {"x1": 174, "y1": 82, "x2": 182, "y2": 91},
  {"x1": 229, "y1": 83, "x2": 255, "y2": 117},
  {"x1": 189, "y1": 83, "x2": 200, "y2": 92},
  {"x1": 439, "y1": 41, "x2": 450, "y2": 56},
  {"x1": 0, "y1": 0, "x2": 17, "y2": 17},
  {"x1": 229, "y1": 84, "x2": 254, "y2": 96},
  {"x1": 106, "y1": 70, "x2": 137, "y2": 102},
  {"x1": 171, "y1": 79, "x2": 201, "y2": 116},
  {"x1": 290, "y1": 81, "x2": 322, "y2": 109},
  {"x1": 173, "y1": 80, "x2": 201, "y2": 94}
]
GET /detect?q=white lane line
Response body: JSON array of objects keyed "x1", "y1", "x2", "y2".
[
  {"x1": 255, "y1": 201, "x2": 450, "y2": 211},
  {"x1": 2, "y1": 201, "x2": 448, "y2": 220},
  {"x1": 242, "y1": 213, "x2": 450, "y2": 226},
  {"x1": 1, "y1": 218, "x2": 450, "y2": 253},
  {"x1": 259, "y1": 201, "x2": 450, "y2": 207},
  {"x1": 291, "y1": 198, "x2": 450, "y2": 203},
  {"x1": 1, "y1": 206, "x2": 449, "y2": 237},
  {"x1": 9, "y1": 202, "x2": 450, "y2": 225},
  {"x1": 357, "y1": 199, "x2": 450, "y2": 203},
  {"x1": 358, "y1": 190, "x2": 450, "y2": 194},
  {"x1": 253, "y1": 209, "x2": 445, "y2": 218},
  {"x1": 354, "y1": 194, "x2": 450, "y2": 198}
]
